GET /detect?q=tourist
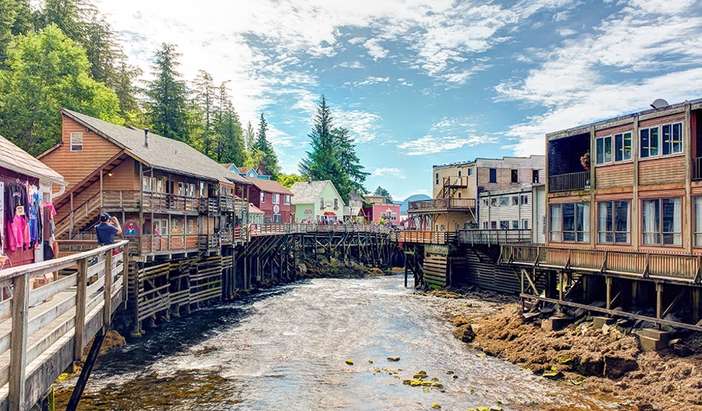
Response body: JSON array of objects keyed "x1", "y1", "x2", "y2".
[{"x1": 95, "y1": 212, "x2": 123, "y2": 245}]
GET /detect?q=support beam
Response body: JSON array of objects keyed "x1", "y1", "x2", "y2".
[
  {"x1": 9, "y1": 274, "x2": 29, "y2": 411},
  {"x1": 74, "y1": 258, "x2": 88, "y2": 362}
]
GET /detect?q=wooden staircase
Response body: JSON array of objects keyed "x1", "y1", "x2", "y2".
[{"x1": 55, "y1": 191, "x2": 102, "y2": 239}]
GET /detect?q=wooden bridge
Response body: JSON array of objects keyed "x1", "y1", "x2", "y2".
[{"x1": 0, "y1": 240, "x2": 128, "y2": 411}]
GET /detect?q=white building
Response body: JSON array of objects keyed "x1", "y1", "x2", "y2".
[{"x1": 479, "y1": 186, "x2": 533, "y2": 231}]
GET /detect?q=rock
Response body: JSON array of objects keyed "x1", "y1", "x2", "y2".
[
  {"x1": 431, "y1": 403, "x2": 441, "y2": 409},
  {"x1": 368, "y1": 267, "x2": 384, "y2": 276},
  {"x1": 387, "y1": 356, "x2": 400, "y2": 362},
  {"x1": 453, "y1": 324, "x2": 476, "y2": 343},
  {"x1": 603, "y1": 355, "x2": 638, "y2": 378},
  {"x1": 345, "y1": 359, "x2": 354, "y2": 366}
]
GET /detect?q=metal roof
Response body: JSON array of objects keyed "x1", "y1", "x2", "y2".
[{"x1": 0, "y1": 134, "x2": 65, "y2": 186}]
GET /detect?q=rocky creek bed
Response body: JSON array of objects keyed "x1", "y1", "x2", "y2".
[{"x1": 427, "y1": 288, "x2": 702, "y2": 410}]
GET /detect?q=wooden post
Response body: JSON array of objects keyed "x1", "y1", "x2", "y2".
[
  {"x1": 692, "y1": 288, "x2": 701, "y2": 324},
  {"x1": 122, "y1": 248, "x2": 129, "y2": 306},
  {"x1": 605, "y1": 276, "x2": 612, "y2": 310},
  {"x1": 103, "y1": 251, "x2": 113, "y2": 327},
  {"x1": 99, "y1": 167, "x2": 104, "y2": 209},
  {"x1": 656, "y1": 282, "x2": 663, "y2": 319},
  {"x1": 70, "y1": 192, "x2": 75, "y2": 238},
  {"x1": 74, "y1": 258, "x2": 88, "y2": 362},
  {"x1": 558, "y1": 271, "x2": 564, "y2": 301},
  {"x1": 9, "y1": 273, "x2": 29, "y2": 411}
]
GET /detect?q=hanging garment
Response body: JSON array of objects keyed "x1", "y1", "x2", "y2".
[
  {"x1": 28, "y1": 190, "x2": 41, "y2": 246},
  {"x1": 7, "y1": 214, "x2": 29, "y2": 251},
  {"x1": 42, "y1": 203, "x2": 56, "y2": 239}
]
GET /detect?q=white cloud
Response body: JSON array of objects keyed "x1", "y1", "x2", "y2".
[
  {"x1": 335, "y1": 110, "x2": 382, "y2": 143},
  {"x1": 496, "y1": 0, "x2": 702, "y2": 155},
  {"x1": 371, "y1": 167, "x2": 406, "y2": 178},
  {"x1": 363, "y1": 38, "x2": 389, "y2": 60},
  {"x1": 353, "y1": 76, "x2": 390, "y2": 86},
  {"x1": 399, "y1": 134, "x2": 497, "y2": 156},
  {"x1": 337, "y1": 60, "x2": 365, "y2": 69}
]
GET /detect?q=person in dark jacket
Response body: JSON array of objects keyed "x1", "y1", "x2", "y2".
[{"x1": 95, "y1": 213, "x2": 122, "y2": 245}]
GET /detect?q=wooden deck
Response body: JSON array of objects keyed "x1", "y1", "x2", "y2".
[
  {"x1": 500, "y1": 244, "x2": 701, "y2": 284},
  {"x1": 0, "y1": 240, "x2": 128, "y2": 410}
]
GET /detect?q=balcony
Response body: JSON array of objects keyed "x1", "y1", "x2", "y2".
[
  {"x1": 137, "y1": 234, "x2": 199, "y2": 254},
  {"x1": 408, "y1": 198, "x2": 476, "y2": 214},
  {"x1": 199, "y1": 197, "x2": 220, "y2": 215},
  {"x1": 219, "y1": 195, "x2": 235, "y2": 213},
  {"x1": 548, "y1": 171, "x2": 590, "y2": 193},
  {"x1": 198, "y1": 234, "x2": 220, "y2": 250},
  {"x1": 102, "y1": 190, "x2": 199, "y2": 213}
]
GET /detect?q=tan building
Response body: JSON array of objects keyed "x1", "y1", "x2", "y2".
[{"x1": 409, "y1": 155, "x2": 544, "y2": 231}]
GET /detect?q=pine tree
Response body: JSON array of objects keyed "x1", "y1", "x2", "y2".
[
  {"x1": 333, "y1": 127, "x2": 368, "y2": 196},
  {"x1": 252, "y1": 113, "x2": 281, "y2": 178},
  {"x1": 193, "y1": 70, "x2": 216, "y2": 156},
  {"x1": 146, "y1": 43, "x2": 189, "y2": 141},
  {"x1": 244, "y1": 121, "x2": 255, "y2": 151},
  {"x1": 374, "y1": 186, "x2": 392, "y2": 202},
  {"x1": 0, "y1": 0, "x2": 32, "y2": 64},
  {"x1": 300, "y1": 96, "x2": 359, "y2": 202},
  {"x1": 213, "y1": 82, "x2": 246, "y2": 164}
]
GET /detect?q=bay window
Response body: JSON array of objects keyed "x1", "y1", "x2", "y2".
[
  {"x1": 642, "y1": 198, "x2": 681, "y2": 245},
  {"x1": 550, "y1": 203, "x2": 589, "y2": 242},
  {"x1": 597, "y1": 200, "x2": 630, "y2": 243}
]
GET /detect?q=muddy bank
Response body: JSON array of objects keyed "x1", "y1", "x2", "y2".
[{"x1": 426, "y1": 289, "x2": 702, "y2": 410}]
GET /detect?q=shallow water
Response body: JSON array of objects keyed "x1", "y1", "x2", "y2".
[{"x1": 62, "y1": 276, "x2": 612, "y2": 410}]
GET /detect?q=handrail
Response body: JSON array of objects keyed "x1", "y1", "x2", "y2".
[
  {"x1": 408, "y1": 198, "x2": 476, "y2": 211},
  {"x1": 0, "y1": 240, "x2": 128, "y2": 282}
]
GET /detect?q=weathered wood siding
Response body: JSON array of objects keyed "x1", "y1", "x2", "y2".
[{"x1": 40, "y1": 114, "x2": 121, "y2": 188}]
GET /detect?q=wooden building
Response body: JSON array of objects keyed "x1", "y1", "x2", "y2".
[
  {"x1": 408, "y1": 155, "x2": 544, "y2": 231},
  {"x1": 290, "y1": 180, "x2": 345, "y2": 223},
  {"x1": 39, "y1": 109, "x2": 251, "y2": 333},
  {"x1": 247, "y1": 178, "x2": 293, "y2": 224}
]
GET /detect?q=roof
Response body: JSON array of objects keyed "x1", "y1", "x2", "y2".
[
  {"x1": 289, "y1": 180, "x2": 344, "y2": 205},
  {"x1": 247, "y1": 177, "x2": 292, "y2": 194},
  {"x1": 62, "y1": 109, "x2": 248, "y2": 185},
  {"x1": 0, "y1": 134, "x2": 65, "y2": 186},
  {"x1": 249, "y1": 203, "x2": 264, "y2": 214}
]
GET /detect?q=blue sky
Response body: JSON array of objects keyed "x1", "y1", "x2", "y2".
[{"x1": 94, "y1": 0, "x2": 702, "y2": 200}]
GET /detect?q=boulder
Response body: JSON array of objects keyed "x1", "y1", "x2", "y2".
[{"x1": 453, "y1": 324, "x2": 476, "y2": 343}]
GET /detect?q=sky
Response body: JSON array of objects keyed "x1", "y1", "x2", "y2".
[{"x1": 93, "y1": 0, "x2": 702, "y2": 200}]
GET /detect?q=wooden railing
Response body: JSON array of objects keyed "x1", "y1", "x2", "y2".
[
  {"x1": 0, "y1": 240, "x2": 128, "y2": 410},
  {"x1": 408, "y1": 198, "x2": 476, "y2": 212},
  {"x1": 102, "y1": 190, "x2": 199, "y2": 213},
  {"x1": 198, "y1": 234, "x2": 220, "y2": 250},
  {"x1": 55, "y1": 190, "x2": 102, "y2": 238},
  {"x1": 548, "y1": 171, "x2": 589, "y2": 192},
  {"x1": 500, "y1": 244, "x2": 701, "y2": 283},
  {"x1": 396, "y1": 230, "x2": 451, "y2": 245},
  {"x1": 138, "y1": 234, "x2": 200, "y2": 254},
  {"x1": 198, "y1": 197, "x2": 219, "y2": 215},
  {"x1": 249, "y1": 223, "x2": 393, "y2": 236},
  {"x1": 458, "y1": 229, "x2": 531, "y2": 246}
]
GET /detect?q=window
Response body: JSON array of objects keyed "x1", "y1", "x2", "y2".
[
  {"x1": 334, "y1": 198, "x2": 339, "y2": 210},
  {"x1": 550, "y1": 203, "x2": 590, "y2": 242},
  {"x1": 522, "y1": 219, "x2": 529, "y2": 230},
  {"x1": 483, "y1": 222, "x2": 488, "y2": 229},
  {"x1": 284, "y1": 195, "x2": 291, "y2": 204},
  {"x1": 490, "y1": 221, "x2": 497, "y2": 229},
  {"x1": 614, "y1": 132, "x2": 632, "y2": 161},
  {"x1": 435, "y1": 173, "x2": 439, "y2": 185},
  {"x1": 458, "y1": 170, "x2": 462, "y2": 178},
  {"x1": 260, "y1": 192, "x2": 265, "y2": 203},
  {"x1": 273, "y1": 214, "x2": 281, "y2": 223},
  {"x1": 596, "y1": 135, "x2": 612, "y2": 164},
  {"x1": 662, "y1": 123, "x2": 683, "y2": 155},
  {"x1": 467, "y1": 168, "x2": 472, "y2": 176},
  {"x1": 483, "y1": 199, "x2": 489, "y2": 207},
  {"x1": 511, "y1": 196, "x2": 519, "y2": 206},
  {"x1": 489, "y1": 168, "x2": 497, "y2": 183},
  {"x1": 597, "y1": 200, "x2": 630, "y2": 243},
  {"x1": 520, "y1": 195, "x2": 528, "y2": 205},
  {"x1": 152, "y1": 219, "x2": 169, "y2": 236},
  {"x1": 320, "y1": 197, "x2": 325, "y2": 210},
  {"x1": 642, "y1": 198, "x2": 681, "y2": 245},
  {"x1": 272, "y1": 193, "x2": 280, "y2": 205},
  {"x1": 457, "y1": 192, "x2": 462, "y2": 198},
  {"x1": 500, "y1": 220, "x2": 509, "y2": 229},
  {"x1": 511, "y1": 220, "x2": 519, "y2": 229},
  {"x1": 69, "y1": 132, "x2": 83, "y2": 151},
  {"x1": 499, "y1": 196, "x2": 509, "y2": 206},
  {"x1": 695, "y1": 197, "x2": 702, "y2": 246},
  {"x1": 532, "y1": 169, "x2": 540, "y2": 183},
  {"x1": 511, "y1": 169, "x2": 518, "y2": 183},
  {"x1": 490, "y1": 198, "x2": 497, "y2": 207},
  {"x1": 640, "y1": 123, "x2": 683, "y2": 158}
]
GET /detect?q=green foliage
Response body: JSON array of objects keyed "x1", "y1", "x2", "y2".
[
  {"x1": 300, "y1": 96, "x2": 368, "y2": 202},
  {"x1": 244, "y1": 121, "x2": 255, "y2": 151},
  {"x1": 252, "y1": 113, "x2": 281, "y2": 179},
  {"x1": 0, "y1": 0, "x2": 32, "y2": 64},
  {"x1": 213, "y1": 82, "x2": 246, "y2": 165},
  {"x1": 146, "y1": 43, "x2": 189, "y2": 141},
  {"x1": 373, "y1": 186, "x2": 392, "y2": 202},
  {"x1": 278, "y1": 173, "x2": 307, "y2": 188},
  {"x1": 0, "y1": 24, "x2": 121, "y2": 155}
]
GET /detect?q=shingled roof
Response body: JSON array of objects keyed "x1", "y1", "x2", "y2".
[
  {"x1": 289, "y1": 180, "x2": 344, "y2": 206},
  {"x1": 0, "y1": 134, "x2": 65, "y2": 186},
  {"x1": 61, "y1": 109, "x2": 249, "y2": 185},
  {"x1": 247, "y1": 177, "x2": 292, "y2": 194}
]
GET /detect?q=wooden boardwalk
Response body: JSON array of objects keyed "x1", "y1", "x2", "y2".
[{"x1": 0, "y1": 240, "x2": 128, "y2": 410}]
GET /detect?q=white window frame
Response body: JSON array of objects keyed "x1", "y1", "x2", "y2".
[
  {"x1": 272, "y1": 193, "x2": 280, "y2": 205},
  {"x1": 260, "y1": 192, "x2": 265, "y2": 203},
  {"x1": 662, "y1": 122, "x2": 684, "y2": 156},
  {"x1": 69, "y1": 132, "x2": 84, "y2": 152},
  {"x1": 597, "y1": 200, "x2": 630, "y2": 244},
  {"x1": 614, "y1": 131, "x2": 632, "y2": 162},
  {"x1": 642, "y1": 197, "x2": 682, "y2": 246},
  {"x1": 550, "y1": 203, "x2": 590, "y2": 243},
  {"x1": 640, "y1": 123, "x2": 683, "y2": 159}
]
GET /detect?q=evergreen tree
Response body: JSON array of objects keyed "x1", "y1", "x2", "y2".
[
  {"x1": 213, "y1": 82, "x2": 246, "y2": 164},
  {"x1": 300, "y1": 96, "x2": 359, "y2": 202},
  {"x1": 40, "y1": 0, "x2": 84, "y2": 41},
  {"x1": 112, "y1": 60, "x2": 143, "y2": 124},
  {"x1": 252, "y1": 113, "x2": 280, "y2": 178},
  {"x1": 146, "y1": 43, "x2": 189, "y2": 141},
  {"x1": 0, "y1": 25, "x2": 122, "y2": 155},
  {"x1": 374, "y1": 186, "x2": 392, "y2": 202},
  {"x1": 333, "y1": 127, "x2": 368, "y2": 195},
  {"x1": 244, "y1": 121, "x2": 255, "y2": 151},
  {"x1": 0, "y1": 0, "x2": 32, "y2": 64},
  {"x1": 193, "y1": 70, "x2": 216, "y2": 156}
]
